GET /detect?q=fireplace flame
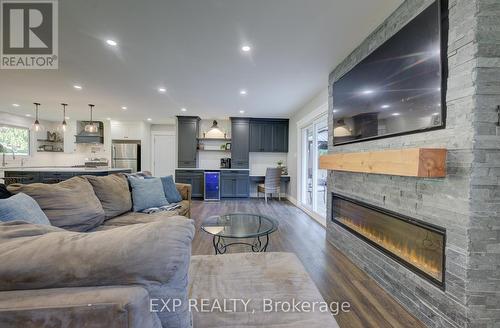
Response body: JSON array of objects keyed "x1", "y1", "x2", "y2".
[{"x1": 339, "y1": 216, "x2": 442, "y2": 281}]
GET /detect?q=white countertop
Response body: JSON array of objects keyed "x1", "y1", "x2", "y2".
[{"x1": 2, "y1": 167, "x2": 131, "y2": 173}]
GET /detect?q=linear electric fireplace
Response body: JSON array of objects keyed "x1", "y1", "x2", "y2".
[{"x1": 332, "y1": 194, "x2": 446, "y2": 287}]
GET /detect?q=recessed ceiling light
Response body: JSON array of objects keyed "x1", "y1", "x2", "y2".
[
  {"x1": 106, "y1": 117, "x2": 111, "y2": 121},
  {"x1": 147, "y1": 118, "x2": 152, "y2": 121},
  {"x1": 240, "y1": 89, "x2": 248, "y2": 96},
  {"x1": 25, "y1": 114, "x2": 31, "y2": 117},
  {"x1": 332, "y1": 109, "x2": 338, "y2": 113},
  {"x1": 181, "y1": 108, "x2": 187, "y2": 112},
  {"x1": 121, "y1": 106, "x2": 128, "y2": 110},
  {"x1": 361, "y1": 89, "x2": 374, "y2": 95},
  {"x1": 432, "y1": 112, "x2": 440, "y2": 116},
  {"x1": 12, "y1": 103, "x2": 20, "y2": 107},
  {"x1": 73, "y1": 85, "x2": 82, "y2": 90},
  {"x1": 241, "y1": 45, "x2": 251, "y2": 52},
  {"x1": 65, "y1": 116, "x2": 70, "y2": 119},
  {"x1": 392, "y1": 113, "x2": 401, "y2": 116},
  {"x1": 106, "y1": 39, "x2": 118, "y2": 46},
  {"x1": 158, "y1": 87, "x2": 166, "y2": 93},
  {"x1": 239, "y1": 110, "x2": 245, "y2": 114},
  {"x1": 381, "y1": 104, "x2": 390, "y2": 109}
]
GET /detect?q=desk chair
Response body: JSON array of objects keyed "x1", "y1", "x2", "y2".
[{"x1": 257, "y1": 168, "x2": 282, "y2": 204}]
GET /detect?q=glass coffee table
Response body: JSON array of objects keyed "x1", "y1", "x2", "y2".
[{"x1": 201, "y1": 213, "x2": 278, "y2": 254}]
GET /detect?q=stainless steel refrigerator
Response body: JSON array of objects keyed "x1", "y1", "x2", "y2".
[{"x1": 112, "y1": 142, "x2": 141, "y2": 173}]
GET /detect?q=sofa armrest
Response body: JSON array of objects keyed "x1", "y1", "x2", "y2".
[
  {"x1": 176, "y1": 183, "x2": 192, "y2": 217},
  {"x1": 175, "y1": 183, "x2": 191, "y2": 202},
  {"x1": 0, "y1": 219, "x2": 194, "y2": 291}
]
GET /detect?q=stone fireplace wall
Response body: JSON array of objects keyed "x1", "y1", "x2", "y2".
[{"x1": 326, "y1": 0, "x2": 500, "y2": 327}]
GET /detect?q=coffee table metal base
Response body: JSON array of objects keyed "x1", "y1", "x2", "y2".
[{"x1": 212, "y1": 234, "x2": 270, "y2": 254}]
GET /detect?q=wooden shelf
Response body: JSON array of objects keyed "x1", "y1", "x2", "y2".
[
  {"x1": 319, "y1": 148, "x2": 447, "y2": 178},
  {"x1": 197, "y1": 138, "x2": 231, "y2": 141},
  {"x1": 198, "y1": 149, "x2": 231, "y2": 152}
]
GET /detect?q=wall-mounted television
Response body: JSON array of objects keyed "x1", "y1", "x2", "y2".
[{"x1": 332, "y1": 0, "x2": 448, "y2": 145}]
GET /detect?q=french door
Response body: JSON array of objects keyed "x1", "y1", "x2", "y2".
[{"x1": 300, "y1": 115, "x2": 328, "y2": 223}]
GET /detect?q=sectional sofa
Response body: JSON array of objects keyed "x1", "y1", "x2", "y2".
[{"x1": 0, "y1": 174, "x2": 339, "y2": 328}]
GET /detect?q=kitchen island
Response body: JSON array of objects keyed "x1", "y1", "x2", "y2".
[{"x1": 2, "y1": 167, "x2": 132, "y2": 185}]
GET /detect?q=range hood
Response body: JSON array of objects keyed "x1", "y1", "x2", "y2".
[{"x1": 75, "y1": 121, "x2": 104, "y2": 144}]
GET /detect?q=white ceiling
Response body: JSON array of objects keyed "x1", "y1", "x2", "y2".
[{"x1": 0, "y1": 0, "x2": 402, "y2": 123}]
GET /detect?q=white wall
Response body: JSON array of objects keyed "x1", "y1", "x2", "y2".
[
  {"x1": 0, "y1": 111, "x2": 111, "y2": 168},
  {"x1": 287, "y1": 88, "x2": 328, "y2": 201}
]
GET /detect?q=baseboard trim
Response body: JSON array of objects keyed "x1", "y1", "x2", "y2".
[{"x1": 288, "y1": 197, "x2": 326, "y2": 228}]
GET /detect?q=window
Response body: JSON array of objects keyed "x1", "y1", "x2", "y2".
[{"x1": 0, "y1": 125, "x2": 30, "y2": 156}]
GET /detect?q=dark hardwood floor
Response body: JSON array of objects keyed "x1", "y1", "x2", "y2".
[{"x1": 190, "y1": 199, "x2": 425, "y2": 328}]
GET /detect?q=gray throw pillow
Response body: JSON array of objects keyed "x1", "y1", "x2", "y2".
[
  {"x1": 7, "y1": 177, "x2": 105, "y2": 232},
  {"x1": 128, "y1": 177, "x2": 169, "y2": 212},
  {"x1": 0, "y1": 193, "x2": 50, "y2": 225},
  {"x1": 86, "y1": 174, "x2": 132, "y2": 219}
]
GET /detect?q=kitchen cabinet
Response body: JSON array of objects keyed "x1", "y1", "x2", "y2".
[
  {"x1": 220, "y1": 171, "x2": 249, "y2": 198},
  {"x1": 3, "y1": 169, "x2": 130, "y2": 185},
  {"x1": 175, "y1": 170, "x2": 204, "y2": 198},
  {"x1": 249, "y1": 119, "x2": 289, "y2": 153},
  {"x1": 177, "y1": 116, "x2": 200, "y2": 168},
  {"x1": 111, "y1": 122, "x2": 143, "y2": 140},
  {"x1": 230, "y1": 118, "x2": 250, "y2": 169}
]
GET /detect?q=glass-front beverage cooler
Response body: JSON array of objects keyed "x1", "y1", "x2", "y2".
[{"x1": 204, "y1": 172, "x2": 220, "y2": 201}]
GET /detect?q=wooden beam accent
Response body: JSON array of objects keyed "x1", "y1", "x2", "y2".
[{"x1": 319, "y1": 148, "x2": 447, "y2": 178}]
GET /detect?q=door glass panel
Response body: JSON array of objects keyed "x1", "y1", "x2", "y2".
[
  {"x1": 304, "y1": 126, "x2": 314, "y2": 209},
  {"x1": 315, "y1": 120, "x2": 328, "y2": 219}
]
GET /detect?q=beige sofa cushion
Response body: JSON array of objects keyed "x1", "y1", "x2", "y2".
[
  {"x1": 0, "y1": 286, "x2": 162, "y2": 328},
  {"x1": 7, "y1": 177, "x2": 105, "y2": 232},
  {"x1": 85, "y1": 174, "x2": 132, "y2": 219}
]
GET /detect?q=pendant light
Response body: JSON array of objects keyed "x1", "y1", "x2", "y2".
[
  {"x1": 32, "y1": 102, "x2": 43, "y2": 132},
  {"x1": 84, "y1": 104, "x2": 98, "y2": 133},
  {"x1": 60, "y1": 103, "x2": 68, "y2": 132}
]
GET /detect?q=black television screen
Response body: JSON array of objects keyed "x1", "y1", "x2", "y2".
[{"x1": 332, "y1": 0, "x2": 446, "y2": 145}]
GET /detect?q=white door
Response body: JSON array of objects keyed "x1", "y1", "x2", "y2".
[{"x1": 153, "y1": 134, "x2": 176, "y2": 177}]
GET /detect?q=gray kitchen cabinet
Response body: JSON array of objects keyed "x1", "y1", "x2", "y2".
[
  {"x1": 175, "y1": 170, "x2": 204, "y2": 198},
  {"x1": 177, "y1": 116, "x2": 200, "y2": 168},
  {"x1": 220, "y1": 171, "x2": 249, "y2": 198},
  {"x1": 230, "y1": 118, "x2": 250, "y2": 169},
  {"x1": 249, "y1": 119, "x2": 289, "y2": 153},
  {"x1": 272, "y1": 122, "x2": 288, "y2": 152}
]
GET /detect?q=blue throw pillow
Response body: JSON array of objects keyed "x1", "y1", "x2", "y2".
[
  {"x1": 146, "y1": 175, "x2": 182, "y2": 203},
  {"x1": 0, "y1": 193, "x2": 51, "y2": 225},
  {"x1": 128, "y1": 177, "x2": 169, "y2": 212}
]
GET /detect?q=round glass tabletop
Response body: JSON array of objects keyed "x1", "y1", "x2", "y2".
[{"x1": 201, "y1": 213, "x2": 278, "y2": 238}]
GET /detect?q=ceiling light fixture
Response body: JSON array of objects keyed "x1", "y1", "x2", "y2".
[
  {"x1": 158, "y1": 87, "x2": 166, "y2": 93},
  {"x1": 241, "y1": 45, "x2": 251, "y2": 52},
  {"x1": 84, "y1": 104, "x2": 99, "y2": 133},
  {"x1": 12, "y1": 103, "x2": 20, "y2": 107},
  {"x1": 32, "y1": 103, "x2": 42, "y2": 132},
  {"x1": 361, "y1": 89, "x2": 374, "y2": 95},
  {"x1": 147, "y1": 118, "x2": 152, "y2": 121},
  {"x1": 60, "y1": 103, "x2": 68, "y2": 132},
  {"x1": 381, "y1": 104, "x2": 390, "y2": 109},
  {"x1": 239, "y1": 110, "x2": 245, "y2": 114},
  {"x1": 106, "y1": 117, "x2": 111, "y2": 121},
  {"x1": 181, "y1": 108, "x2": 187, "y2": 112},
  {"x1": 106, "y1": 39, "x2": 118, "y2": 46},
  {"x1": 121, "y1": 106, "x2": 128, "y2": 110},
  {"x1": 73, "y1": 85, "x2": 82, "y2": 90},
  {"x1": 392, "y1": 113, "x2": 401, "y2": 116},
  {"x1": 432, "y1": 112, "x2": 440, "y2": 116},
  {"x1": 240, "y1": 89, "x2": 247, "y2": 96},
  {"x1": 25, "y1": 114, "x2": 31, "y2": 117}
]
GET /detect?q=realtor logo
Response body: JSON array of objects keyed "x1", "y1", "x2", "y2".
[{"x1": 1, "y1": 0, "x2": 58, "y2": 69}]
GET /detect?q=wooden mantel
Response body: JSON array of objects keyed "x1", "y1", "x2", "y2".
[{"x1": 319, "y1": 148, "x2": 447, "y2": 178}]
